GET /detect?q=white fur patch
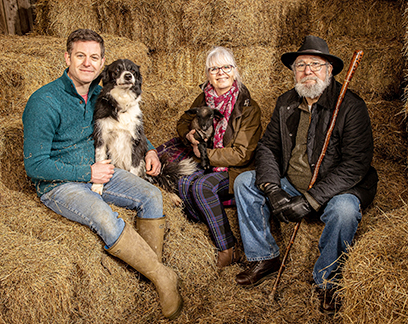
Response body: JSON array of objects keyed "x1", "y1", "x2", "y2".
[{"x1": 95, "y1": 88, "x2": 143, "y2": 172}]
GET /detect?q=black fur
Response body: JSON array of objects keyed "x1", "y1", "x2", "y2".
[
  {"x1": 185, "y1": 106, "x2": 223, "y2": 172},
  {"x1": 92, "y1": 59, "x2": 196, "y2": 195}
]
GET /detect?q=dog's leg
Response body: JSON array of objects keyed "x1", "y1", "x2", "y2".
[
  {"x1": 91, "y1": 146, "x2": 107, "y2": 195},
  {"x1": 198, "y1": 141, "x2": 211, "y2": 172}
]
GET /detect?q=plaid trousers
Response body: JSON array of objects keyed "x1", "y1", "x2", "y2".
[{"x1": 178, "y1": 170, "x2": 235, "y2": 251}]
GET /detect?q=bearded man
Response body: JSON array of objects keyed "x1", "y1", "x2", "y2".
[{"x1": 233, "y1": 35, "x2": 378, "y2": 314}]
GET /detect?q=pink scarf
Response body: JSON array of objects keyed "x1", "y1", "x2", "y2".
[{"x1": 204, "y1": 80, "x2": 239, "y2": 172}]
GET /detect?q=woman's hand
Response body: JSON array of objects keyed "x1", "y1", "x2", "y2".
[
  {"x1": 186, "y1": 129, "x2": 202, "y2": 158},
  {"x1": 186, "y1": 129, "x2": 199, "y2": 145}
]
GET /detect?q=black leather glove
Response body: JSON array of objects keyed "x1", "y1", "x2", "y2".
[
  {"x1": 263, "y1": 184, "x2": 292, "y2": 223},
  {"x1": 281, "y1": 195, "x2": 312, "y2": 223}
]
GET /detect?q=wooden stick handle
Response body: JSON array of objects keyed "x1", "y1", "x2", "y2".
[{"x1": 269, "y1": 50, "x2": 364, "y2": 301}]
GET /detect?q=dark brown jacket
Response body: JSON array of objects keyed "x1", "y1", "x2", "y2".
[{"x1": 177, "y1": 83, "x2": 262, "y2": 193}]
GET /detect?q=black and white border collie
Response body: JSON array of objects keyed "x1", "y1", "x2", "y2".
[{"x1": 91, "y1": 59, "x2": 197, "y2": 198}]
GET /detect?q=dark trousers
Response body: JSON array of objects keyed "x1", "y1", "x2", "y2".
[{"x1": 178, "y1": 170, "x2": 235, "y2": 251}]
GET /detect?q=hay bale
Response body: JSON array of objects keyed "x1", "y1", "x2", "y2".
[
  {"x1": 34, "y1": 0, "x2": 186, "y2": 51},
  {"x1": 34, "y1": 0, "x2": 100, "y2": 38},
  {"x1": 340, "y1": 205, "x2": 408, "y2": 323},
  {"x1": 182, "y1": 0, "x2": 307, "y2": 47},
  {"x1": 369, "y1": 100, "x2": 407, "y2": 163},
  {"x1": 0, "y1": 116, "x2": 32, "y2": 193},
  {"x1": 0, "y1": 34, "x2": 150, "y2": 118},
  {"x1": 309, "y1": 0, "x2": 404, "y2": 43}
]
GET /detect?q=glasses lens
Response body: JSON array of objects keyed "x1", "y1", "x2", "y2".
[
  {"x1": 221, "y1": 65, "x2": 232, "y2": 73},
  {"x1": 209, "y1": 65, "x2": 233, "y2": 75},
  {"x1": 295, "y1": 63, "x2": 305, "y2": 72},
  {"x1": 295, "y1": 62, "x2": 325, "y2": 72},
  {"x1": 310, "y1": 62, "x2": 323, "y2": 72},
  {"x1": 209, "y1": 67, "x2": 218, "y2": 75}
]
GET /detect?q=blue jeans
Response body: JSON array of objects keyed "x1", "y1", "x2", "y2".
[
  {"x1": 41, "y1": 168, "x2": 163, "y2": 248},
  {"x1": 234, "y1": 170, "x2": 361, "y2": 289}
]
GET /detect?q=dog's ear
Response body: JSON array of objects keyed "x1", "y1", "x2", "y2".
[
  {"x1": 213, "y1": 109, "x2": 224, "y2": 120},
  {"x1": 101, "y1": 65, "x2": 111, "y2": 86},
  {"x1": 185, "y1": 107, "x2": 198, "y2": 115}
]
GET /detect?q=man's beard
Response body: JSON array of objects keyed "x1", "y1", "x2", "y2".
[{"x1": 294, "y1": 71, "x2": 331, "y2": 99}]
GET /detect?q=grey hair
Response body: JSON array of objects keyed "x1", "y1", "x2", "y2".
[{"x1": 204, "y1": 46, "x2": 242, "y2": 90}]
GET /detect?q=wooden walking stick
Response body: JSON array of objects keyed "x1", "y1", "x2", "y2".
[{"x1": 269, "y1": 50, "x2": 364, "y2": 300}]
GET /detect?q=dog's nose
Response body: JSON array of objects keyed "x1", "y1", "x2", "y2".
[{"x1": 124, "y1": 73, "x2": 133, "y2": 81}]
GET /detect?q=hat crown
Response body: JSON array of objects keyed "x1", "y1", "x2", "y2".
[
  {"x1": 298, "y1": 35, "x2": 330, "y2": 55},
  {"x1": 280, "y1": 35, "x2": 344, "y2": 76}
]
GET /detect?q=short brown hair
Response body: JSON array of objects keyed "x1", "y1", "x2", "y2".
[{"x1": 66, "y1": 29, "x2": 105, "y2": 58}]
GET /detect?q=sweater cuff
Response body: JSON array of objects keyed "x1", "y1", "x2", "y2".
[{"x1": 146, "y1": 139, "x2": 155, "y2": 151}]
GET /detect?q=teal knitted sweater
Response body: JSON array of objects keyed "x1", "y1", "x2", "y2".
[{"x1": 23, "y1": 69, "x2": 154, "y2": 197}]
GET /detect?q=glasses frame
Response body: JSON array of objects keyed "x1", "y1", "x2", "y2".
[
  {"x1": 208, "y1": 65, "x2": 234, "y2": 75},
  {"x1": 294, "y1": 62, "x2": 328, "y2": 73}
]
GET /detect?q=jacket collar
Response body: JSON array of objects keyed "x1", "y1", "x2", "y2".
[{"x1": 314, "y1": 77, "x2": 339, "y2": 112}]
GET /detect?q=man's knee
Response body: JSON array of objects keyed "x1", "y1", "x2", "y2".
[
  {"x1": 324, "y1": 194, "x2": 361, "y2": 225},
  {"x1": 234, "y1": 170, "x2": 254, "y2": 193}
]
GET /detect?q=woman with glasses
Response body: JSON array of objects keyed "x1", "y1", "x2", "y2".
[{"x1": 176, "y1": 46, "x2": 262, "y2": 268}]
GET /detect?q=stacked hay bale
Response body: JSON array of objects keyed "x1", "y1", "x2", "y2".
[
  {"x1": 0, "y1": 0, "x2": 407, "y2": 323},
  {"x1": 340, "y1": 205, "x2": 408, "y2": 323}
]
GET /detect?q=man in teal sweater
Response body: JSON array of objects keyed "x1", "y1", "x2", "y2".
[{"x1": 22, "y1": 29, "x2": 183, "y2": 320}]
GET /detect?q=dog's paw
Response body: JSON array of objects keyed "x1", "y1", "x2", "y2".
[{"x1": 91, "y1": 183, "x2": 104, "y2": 195}]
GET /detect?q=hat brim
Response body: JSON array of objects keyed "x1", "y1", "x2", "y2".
[{"x1": 281, "y1": 50, "x2": 344, "y2": 76}]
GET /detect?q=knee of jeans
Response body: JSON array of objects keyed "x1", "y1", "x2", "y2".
[
  {"x1": 234, "y1": 171, "x2": 253, "y2": 193},
  {"x1": 325, "y1": 195, "x2": 361, "y2": 225},
  {"x1": 146, "y1": 186, "x2": 163, "y2": 207}
]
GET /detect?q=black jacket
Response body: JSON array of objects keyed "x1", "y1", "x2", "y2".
[{"x1": 255, "y1": 78, "x2": 378, "y2": 209}]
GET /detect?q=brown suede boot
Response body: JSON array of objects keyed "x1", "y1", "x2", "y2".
[
  {"x1": 216, "y1": 246, "x2": 241, "y2": 268},
  {"x1": 107, "y1": 223, "x2": 183, "y2": 320},
  {"x1": 136, "y1": 216, "x2": 165, "y2": 262}
]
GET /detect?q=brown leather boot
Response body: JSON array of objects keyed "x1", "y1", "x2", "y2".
[
  {"x1": 107, "y1": 222, "x2": 183, "y2": 320},
  {"x1": 317, "y1": 287, "x2": 341, "y2": 315},
  {"x1": 235, "y1": 256, "x2": 281, "y2": 287},
  {"x1": 136, "y1": 216, "x2": 165, "y2": 262},
  {"x1": 216, "y1": 246, "x2": 241, "y2": 268}
]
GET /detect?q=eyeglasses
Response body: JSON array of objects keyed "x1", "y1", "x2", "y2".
[
  {"x1": 294, "y1": 62, "x2": 328, "y2": 73},
  {"x1": 208, "y1": 65, "x2": 234, "y2": 75}
]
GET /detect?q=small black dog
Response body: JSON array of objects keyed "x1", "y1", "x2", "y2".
[
  {"x1": 91, "y1": 59, "x2": 197, "y2": 196},
  {"x1": 185, "y1": 106, "x2": 223, "y2": 172}
]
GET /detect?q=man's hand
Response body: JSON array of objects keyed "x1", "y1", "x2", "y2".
[
  {"x1": 264, "y1": 183, "x2": 292, "y2": 223},
  {"x1": 145, "y1": 150, "x2": 161, "y2": 176},
  {"x1": 281, "y1": 195, "x2": 312, "y2": 223},
  {"x1": 91, "y1": 159, "x2": 114, "y2": 184}
]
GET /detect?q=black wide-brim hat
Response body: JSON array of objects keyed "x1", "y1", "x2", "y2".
[{"x1": 281, "y1": 35, "x2": 344, "y2": 76}]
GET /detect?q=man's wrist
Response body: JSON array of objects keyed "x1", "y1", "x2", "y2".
[
  {"x1": 259, "y1": 183, "x2": 271, "y2": 192},
  {"x1": 145, "y1": 149, "x2": 157, "y2": 156}
]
